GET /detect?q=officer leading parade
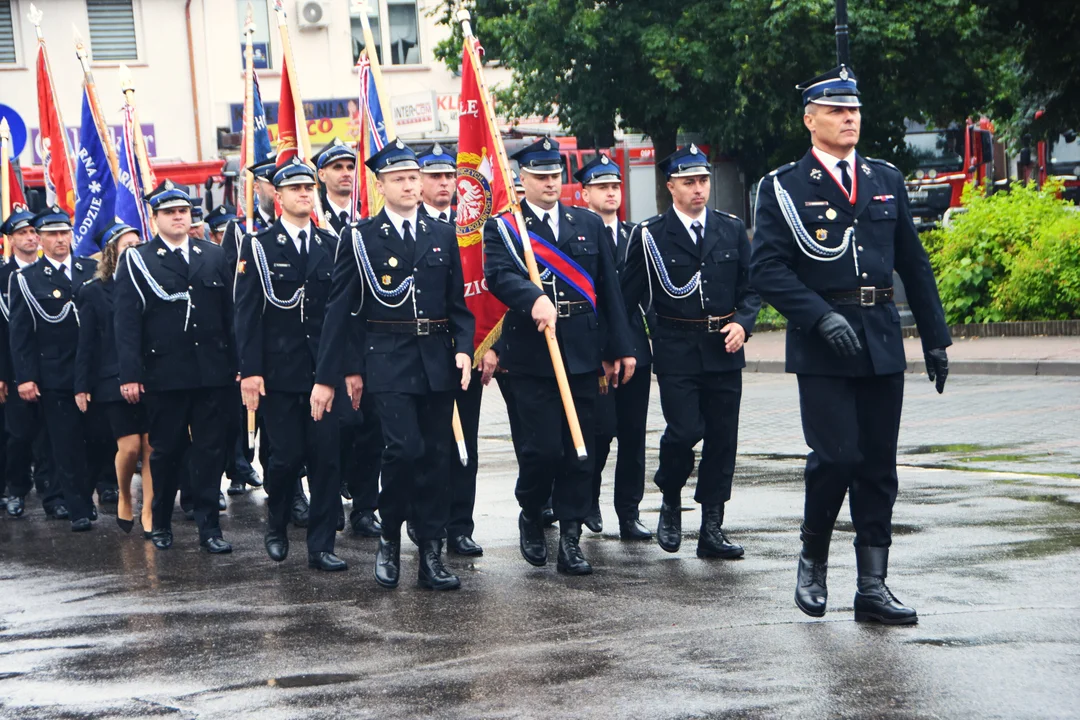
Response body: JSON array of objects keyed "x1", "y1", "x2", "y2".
[{"x1": 1, "y1": 0, "x2": 1077, "y2": 714}]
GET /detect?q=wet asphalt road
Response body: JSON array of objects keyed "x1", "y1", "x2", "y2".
[{"x1": 1, "y1": 374, "x2": 1079, "y2": 719}]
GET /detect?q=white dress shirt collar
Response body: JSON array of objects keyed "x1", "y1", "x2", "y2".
[
  {"x1": 161, "y1": 236, "x2": 191, "y2": 262},
  {"x1": 524, "y1": 200, "x2": 559, "y2": 238},
  {"x1": 383, "y1": 206, "x2": 418, "y2": 241},
  {"x1": 46, "y1": 254, "x2": 71, "y2": 279},
  {"x1": 672, "y1": 206, "x2": 707, "y2": 243},
  {"x1": 325, "y1": 196, "x2": 351, "y2": 219},
  {"x1": 14, "y1": 256, "x2": 34, "y2": 270},
  {"x1": 280, "y1": 216, "x2": 311, "y2": 253},
  {"x1": 423, "y1": 203, "x2": 451, "y2": 222},
  {"x1": 812, "y1": 146, "x2": 858, "y2": 191}
]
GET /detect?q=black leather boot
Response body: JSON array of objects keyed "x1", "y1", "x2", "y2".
[
  {"x1": 854, "y1": 546, "x2": 918, "y2": 625},
  {"x1": 556, "y1": 521, "x2": 592, "y2": 575},
  {"x1": 518, "y1": 509, "x2": 548, "y2": 566},
  {"x1": 373, "y1": 535, "x2": 401, "y2": 589},
  {"x1": 656, "y1": 497, "x2": 682, "y2": 553},
  {"x1": 418, "y1": 539, "x2": 461, "y2": 590},
  {"x1": 795, "y1": 524, "x2": 831, "y2": 617},
  {"x1": 696, "y1": 504, "x2": 744, "y2": 559}
]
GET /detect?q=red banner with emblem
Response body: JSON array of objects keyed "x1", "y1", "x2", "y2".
[
  {"x1": 456, "y1": 36, "x2": 508, "y2": 361},
  {"x1": 36, "y1": 44, "x2": 75, "y2": 215},
  {"x1": 275, "y1": 56, "x2": 298, "y2": 166}
]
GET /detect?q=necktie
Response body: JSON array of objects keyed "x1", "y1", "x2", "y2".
[
  {"x1": 608, "y1": 226, "x2": 617, "y2": 248},
  {"x1": 691, "y1": 220, "x2": 704, "y2": 245},
  {"x1": 173, "y1": 247, "x2": 187, "y2": 264},
  {"x1": 402, "y1": 220, "x2": 415, "y2": 257},
  {"x1": 338, "y1": 211, "x2": 348, "y2": 227},
  {"x1": 297, "y1": 230, "x2": 308, "y2": 273},
  {"x1": 541, "y1": 213, "x2": 555, "y2": 238},
  {"x1": 61, "y1": 262, "x2": 71, "y2": 281},
  {"x1": 439, "y1": 212, "x2": 448, "y2": 222},
  {"x1": 837, "y1": 160, "x2": 853, "y2": 197}
]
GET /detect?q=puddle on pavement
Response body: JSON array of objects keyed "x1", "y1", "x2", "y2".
[
  {"x1": 905, "y1": 443, "x2": 1012, "y2": 455},
  {"x1": 269, "y1": 673, "x2": 362, "y2": 689}
]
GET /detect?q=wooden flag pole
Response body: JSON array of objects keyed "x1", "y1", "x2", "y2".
[
  {"x1": 29, "y1": 4, "x2": 77, "y2": 210},
  {"x1": 119, "y1": 64, "x2": 157, "y2": 235},
  {"x1": 456, "y1": 10, "x2": 586, "y2": 459},
  {"x1": 73, "y1": 26, "x2": 120, "y2": 182},
  {"x1": 243, "y1": 2, "x2": 258, "y2": 448},
  {"x1": 355, "y1": 0, "x2": 396, "y2": 137},
  {"x1": 1, "y1": 118, "x2": 10, "y2": 261}
]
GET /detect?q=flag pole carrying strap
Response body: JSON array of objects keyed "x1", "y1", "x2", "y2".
[
  {"x1": 497, "y1": 214, "x2": 596, "y2": 313},
  {"x1": 774, "y1": 176, "x2": 859, "y2": 276},
  {"x1": 125, "y1": 249, "x2": 193, "y2": 331},
  {"x1": 16, "y1": 273, "x2": 78, "y2": 329},
  {"x1": 250, "y1": 237, "x2": 305, "y2": 321}
]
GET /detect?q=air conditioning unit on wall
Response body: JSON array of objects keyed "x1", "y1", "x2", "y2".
[{"x1": 297, "y1": 1, "x2": 330, "y2": 30}]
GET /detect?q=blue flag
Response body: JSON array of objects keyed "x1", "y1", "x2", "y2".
[
  {"x1": 252, "y1": 74, "x2": 272, "y2": 163},
  {"x1": 115, "y1": 106, "x2": 151, "y2": 242},
  {"x1": 72, "y1": 88, "x2": 117, "y2": 256}
]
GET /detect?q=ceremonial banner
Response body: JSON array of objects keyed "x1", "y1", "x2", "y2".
[
  {"x1": 456, "y1": 35, "x2": 509, "y2": 360},
  {"x1": 115, "y1": 106, "x2": 151, "y2": 242},
  {"x1": 275, "y1": 56, "x2": 298, "y2": 165},
  {"x1": 239, "y1": 73, "x2": 273, "y2": 169},
  {"x1": 5, "y1": 162, "x2": 27, "y2": 210},
  {"x1": 73, "y1": 87, "x2": 117, "y2": 256},
  {"x1": 35, "y1": 44, "x2": 76, "y2": 215},
  {"x1": 353, "y1": 51, "x2": 389, "y2": 219}
]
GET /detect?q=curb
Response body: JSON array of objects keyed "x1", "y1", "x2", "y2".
[{"x1": 746, "y1": 358, "x2": 1080, "y2": 376}]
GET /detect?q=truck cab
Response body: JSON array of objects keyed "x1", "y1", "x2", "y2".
[{"x1": 904, "y1": 119, "x2": 994, "y2": 228}]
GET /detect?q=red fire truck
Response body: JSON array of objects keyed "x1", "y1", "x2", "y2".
[
  {"x1": 1031, "y1": 133, "x2": 1080, "y2": 204},
  {"x1": 903, "y1": 118, "x2": 995, "y2": 228}
]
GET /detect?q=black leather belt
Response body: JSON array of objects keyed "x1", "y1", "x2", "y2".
[
  {"x1": 827, "y1": 287, "x2": 894, "y2": 307},
  {"x1": 555, "y1": 300, "x2": 593, "y2": 318},
  {"x1": 366, "y1": 318, "x2": 448, "y2": 336},
  {"x1": 656, "y1": 313, "x2": 734, "y2": 333}
]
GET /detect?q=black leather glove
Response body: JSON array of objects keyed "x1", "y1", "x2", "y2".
[
  {"x1": 925, "y1": 347, "x2": 949, "y2": 394},
  {"x1": 815, "y1": 311, "x2": 862, "y2": 358}
]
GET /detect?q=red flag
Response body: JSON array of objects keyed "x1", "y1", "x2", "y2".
[
  {"x1": 6, "y1": 162, "x2": 27, "y2": 210},
  {"x1": 456, "y1": 36, "x2": 509, "y2": 359},
  {"x1": 35, "y1": 45, "x2": 75, "y2": 215},
  {"x1": 276, "y1": 56, "x2": 298, "y2": 166}
]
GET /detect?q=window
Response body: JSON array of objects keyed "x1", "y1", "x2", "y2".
[
  {"x1": 350, "y1": 0, "x2": 420, "y2": 66},
  {"x1": 238, "y1": 0, "x2": 272, "y2": 69},
  {"x1": 87, "y1": 0, "x2": 138, "y2": 61},
  {"x1": 0, "y1": 0, "x2": 16, "y2": 64}
]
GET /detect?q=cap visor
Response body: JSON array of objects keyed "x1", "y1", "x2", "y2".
[
  {"x1": 808, "y1": 97, "x2": 862, "y2": 107},
  {"x1": 36, "y1": 222, "x2": 73, "y2": 232},
  {"x1": 521, "y1": 165, "x2": 563, "y2": 175},
  {"x1": 153, "y1": 199, "x2": 192, "y2": 211},
  {"x1": 420, "y1": 163, "x2": 456, "y2": 173},
  {"x1": 668, "y1": 167, "x2": 711, "y2": 178}
]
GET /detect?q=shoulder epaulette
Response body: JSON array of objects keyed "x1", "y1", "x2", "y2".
[
  {"x1": 768, "y1": 162, "x2": 798, "y2": 178},
  {"x1": 638, "y1": 213, "x2": 664, "y2": 228},
  {"x1": 711, "y1": 208, "x2": 740, "y2": 221},
  {"x1": 83, "y1": 276, "x2": 100, "y2": 286},
  {"x1": 866, "y1": 157, "x2": 900, "y2": 171}
]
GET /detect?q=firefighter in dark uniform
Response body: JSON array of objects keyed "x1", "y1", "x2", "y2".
[
  {"x1": 9, "y1": 206, "x2": 99, "y2": 531},
  {"x1": 750, "y1": 65, "x2": 951, "y2": 624},
  {"x1": 312, "y1": 138, "x2": 384, "y2": 537},
  {"x1": 418, "y1": 143, "x2": 457, "y2": 224},
  {"x1": 235, "y1": 157, "x2": 346, "y2": 571},
  {"x1": 621, "y1": 146, "x2": 761, "y2": 559},
  {"x1": 574, "y1": 155, "x2": 653, "y2": 541},
  {"x1": 205, "y1": 205, "x2": 237, "y2": 246},
  {"x1": 0, "y1": 207, "x2": 62, "y2": 519},
  {"x1": 483, "y1": 137, "x2": 636, "y2": 576},
  {"x1": 114, "y1": 180, "x2": 237, "y2": 553},
  {"x1": 312, "y1": 139, "x2": 475, "y2": 590}
]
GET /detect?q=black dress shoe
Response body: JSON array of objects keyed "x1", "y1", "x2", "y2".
[
  {"x1": 218, "y1": 492, "x2": 228, "y2": 511},
  {"x1": 99, "y1": 488, "x2": 119, "y2": 504},
  {"x1": 291, "y1": 490, "x2": 310, "y2": 528},
  {"x1": 373, "y1": 536, "x2": 401, "y2": 588},
  {"x1": 116, "y1": 517, "x2": 134, "y2": 534},
  {"x1": 518, "y1": 510, "x2": 548, "y2": 567},
  {"x1": 340, "y1": 481, "x2": 352, "y2": 500},
  {"x1": 795, "y1": 525, "x2": 831, "y2": 618},
  {"x1": 6, "y1": 496, "x2": 25, "y2": 518},
  {"x1": 265, "y1": 532, "x2": 289, "y2": 562},
  {"x1": 406, "y1": 520, "x2": 419, "y2": 547},
  {"x1": 697, "y1": 505, "x2": 744, "y2": 559},
  {"x1": 151, "y1": 530, "x2": 173, "y2": 550},
  {"x1": 583, "y1": 507, "x2": 603, "y2": 533},
  {"x1": 244, "y1": 469, "x2": 263, "y2": 488},
  {"x1": 226, "y1": 479, "x2": 247, "y2": 496},
  {"x1": 618, "y1": 516, "x2": 653, "y2": 540},
  {"x1": 556, "y1": 521, "x2": 593, "y2": 575},
  {"x1": 417, "y1": 539, "x2": 460, "y2": 590},
  {"x1": 183, "y1": 508, "x2": 195, "y2": 521},
  {"x1": 47, "y1": 504, "x2": 69, "y2": 520},
  {"x1": 309, "y1": 551, "x2": 348, "y2": 571},
  {"x1": 89, "y1": 505, "x2": 98, "y2": 521},
  {"x1": 336, "y1": 506, "x2": 345, "y2": 532},
  {"x1": 540, "y1": 506, "x2": 557, "y2": 527},
  {"x1": 853, "y1": 547, "x2": 917, "y2": 625},
  {"x1": 656, "y1": 500, "x2": 682, "y2": 553},
  {"x1": 71, "y1": 518, "x2": 93, "y2": 532},
  {"x1": 448, "y1": 534, "x2": 483, "y2": 556},
  {"x1": 351, "y1": 510, "x2": 383, "y2": 538},
  {"x1": 201, "y1": 537, "x2": 233, "y2": 554},
  {"x1": 143, "y1": 530, "x2": 155, "y2": 540}
]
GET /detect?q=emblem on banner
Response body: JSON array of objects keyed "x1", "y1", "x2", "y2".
[{"x1": 455, "y1": 151, "x2": 493, "y2": 236}]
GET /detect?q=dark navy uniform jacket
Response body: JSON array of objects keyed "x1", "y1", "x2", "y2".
[
  {"x1": 74, "y1": 277, "x2": 124, "y2": 402},
  {"x1": 9, "y1": 256, "x2": 97, "y2": 391},
  {"x1": 0, "y1": 259, "x2": 24, "y2": 384},
  {"x1": 621, "y1": 208, "x2": 760, "y2": 375},
  {"x1": 316, "y1": 208, "x2": 474, "y2": 395},
  {"x1": 234, "y1": 220, "x2": 338, "y2": 394},
  {"x1": 750, "y1": 149, "x2": 951, "y2": 376},
  {"x1": 321, "y1": 194, "x2": 360, "y2": 239},
  {"x1": 114, "y1": 236, "x2": 235, "y2": 392},
  {"x1": 419, "y1": 205, "x2": 456, "y2": 225},
  {"x1": 483, "y1": 202, "x2": 633, "y2": 377},
  {"x1": 603, "y1": 219, "x2": 653, "y2": 367}
]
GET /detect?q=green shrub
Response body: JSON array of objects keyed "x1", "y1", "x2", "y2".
[
  {"x1": 755, "y1": 303, "x2": 787, "y2": 329},
  {"x1": 929, "y1": 179, "x2": 1073, "y2": 324},
  {"x1": 992, "y1": 214, "x2": 1080, "y2": 320}
]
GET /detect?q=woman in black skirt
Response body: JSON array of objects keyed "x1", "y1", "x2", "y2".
[{"x1": 75, "y1": 223, "x2": 153, "y2": 534}]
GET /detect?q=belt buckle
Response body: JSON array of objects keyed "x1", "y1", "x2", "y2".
[
  {"x1": 706, "y1": 316, "x2": 723, "y2": 333},
  {"x1": 416, "y1": 318, "x2": 431, "y2": 336},
  {"x1": 859, "y1": 287, "x2": 876, "y2": 307},
  {"x1": 557, "y1": 301, "x2": 571, "y2": 318}
]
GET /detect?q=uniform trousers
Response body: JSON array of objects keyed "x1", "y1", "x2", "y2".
[
  {"x1": 654, "y1": 370, "x2": 742, "y2": 506},
  {"x1": 592, "y1": 365, "x2": 651, "y2": 520},
  {"x1": 797, "y1": 373, "x2": 904, "y2": 548},
  {"x1": 144, "y1": 387, "x2": 230, "y2": 541},
  {"x1": 341, "y1": 387, "x2": 382, "y2": 519},
  {"x1": 3, "y1": 394, "x2": 60, "y2": 508},
  {"x1": 373, "y1": 390, "x2": 453, "y2": 541},
  {"x1": 447, "y1": 369, "x2": 483, "y2": 538},
  {"x1": 38, "y1": 391, "x2": 93, "y2": 521},
  {"x1": 509, "y1": 372, "x2": 597, "y2": 523},
  {"x1": 261, "y1": 391, "x2": 340, "y2": 553}
]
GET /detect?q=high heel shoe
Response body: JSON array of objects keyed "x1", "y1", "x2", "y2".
[{"x1": 117, "y1": 517, "x2": 134, "y2": 534}]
